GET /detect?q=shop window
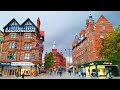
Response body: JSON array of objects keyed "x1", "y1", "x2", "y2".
[{"x1": 92, "y1": 69, "x2": 96, "y2": 72}]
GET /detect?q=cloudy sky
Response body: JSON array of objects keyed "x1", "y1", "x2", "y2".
[{"x1": 0, "y1": 11, "x2": 120, "y2": 63}]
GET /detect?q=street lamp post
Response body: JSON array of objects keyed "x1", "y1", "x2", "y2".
[
  {"x1": 95, "y1": 62, "x2": 98, "y2": 77},
  {"x1": 64, "y1": 48, "x2": 71, "y2": 66}
]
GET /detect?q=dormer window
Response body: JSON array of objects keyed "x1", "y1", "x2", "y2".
[
  {"x1": 83, "y1": 34, "x2": 85, "y2": 37},
  {"x1": 102, "y1": 23, "x2": 106, "y2": 30}
]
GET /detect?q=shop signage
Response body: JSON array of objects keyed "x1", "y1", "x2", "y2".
[
  {"x1": 103, "y1": 62, "x2": 112, "y2": 65},
  {"x1": 11, "y1": 62, "x2": 35, "y2": 66},
  {"x1": 0, "y1": 62, "x2": 11, "y2": 66},
  {"x1": 89, "y1": 62, "x2": 94, "y2": 65}
]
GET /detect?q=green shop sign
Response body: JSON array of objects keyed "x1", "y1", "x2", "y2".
[{"x1": 80, "y1": 61, "x2": 120, "y2": 67}]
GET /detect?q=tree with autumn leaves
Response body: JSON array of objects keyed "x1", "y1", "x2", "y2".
[
  {"x1": 44, "y1": 52, "x2": 55, "y2": 70},
  {"x1": 100, "y1": 25, "x2": 120, "y2": 62}
]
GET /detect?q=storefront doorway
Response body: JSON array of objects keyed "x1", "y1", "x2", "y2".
[
  {"x1": 21, "y1": 69, "x2": 31, "y2": 76},
  {"x1": 105, "y1": 66, "x2": 119, "y2": 76}
]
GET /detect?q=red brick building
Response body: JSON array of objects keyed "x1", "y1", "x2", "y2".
[
  {"x1": 0, "y1": 30, "x2": 4, "y2": 61},
  {"x1": 45, "y1": 41, "x2": 66, "y2": 70},
  {"x1": 72, "y1": 15, "x2": 119, "y2": 76},
  {"x1": 0, "y1": 18, "x2": 44, "y2": 76}
]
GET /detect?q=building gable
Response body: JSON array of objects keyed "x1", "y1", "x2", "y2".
[
  {"x1": 96, "y1": 15, "x2": 111, "y2": 24},
  {"x1": 3, "y1": 18, "x2": 20, "y2": 32},
  {"x1": 95, "y1": 15, "x2": 113, "y2": 32},
  {"x1": 4, "y1": 18, "x2": 38, "y2": 32},
  {"x1": 21, "y1": 18, "x2": 37, "y2": 32},
  {"x1": 21, "y1": 18, "x2": 37, "y2": 28}
]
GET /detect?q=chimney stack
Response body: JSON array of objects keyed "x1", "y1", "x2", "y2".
[
  {"x1": 86, "y1": 19, "x2": 89, "y2": 27},
  {"x1": 89, "y1": 14, "x2": 92, "y2": 24},
  {"x1": 92, "y1": 20, "x2": 94, "y2": 24},
  {"x1": 37, "y1": 17, "x2": 40, "y2": 32}
]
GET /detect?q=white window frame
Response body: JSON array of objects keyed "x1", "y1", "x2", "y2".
[
  {"x1": 24, "y1": 53, "x2": 30, "y2": 60},
  {"x1": 100, "y1": 33, "x2": 104, "y2": 38}
]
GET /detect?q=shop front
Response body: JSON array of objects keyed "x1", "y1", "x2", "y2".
[
  {"x1": 1, "y1": 62, "x2": 35, "y2": 76},
  {"x1": 0, "y1": 62, "x2": 11, "y2": 76},
  {"x1": 11, "y1": 62, "x2": 35, "y2": 76},
  {"x1": 0, "y1": 62, "x2": 41, "y2": 76},
  {"x1": 80, "y1": 61, "x2": 120, "y2": 77},
  {"x1": 3, "y1": 66, "x2": 19, "y2": 76}
]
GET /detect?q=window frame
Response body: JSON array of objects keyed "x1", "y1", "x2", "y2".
[
  {"x1": 100, "y1": 33, "x2": 104, "y2": 38},
  {"x1": 7, "y1": 52, "x2": 16, "y2": 60},
  {"x1": 102, "y1": 23, "x2": 106, "y2": 30},
  {"x1": 32, "y1": 53, "x2": 35, "y2": 59},
  {"x1": 24, "y1": 43, "x2": 32, "y2": 49},
  {"x1": 9, "y1": 42, "x2": 17, "y2": 49},
  {"x1": 10, "y1": 33, "x2": 19, "y2": 39},
  {"x1": 24, "y1": 53, "x2": 30, "y2": 60}
]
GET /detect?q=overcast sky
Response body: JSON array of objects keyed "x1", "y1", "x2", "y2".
[{"x1": 0, "y1": 11, "x2": 120, "y2": 63}]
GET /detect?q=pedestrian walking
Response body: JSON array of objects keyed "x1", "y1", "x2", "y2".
[
  {"x1": 106, "y1": 69, "x2": 109, "y2": 78},
  {"x1": 54, "y1": 70, "x2": 56, "y2": 75},
  {"x1": 84, "y1": 72, "x2": 86, "y2": 77},
  {"x1": 81, "y1": 71, "x2": 84, "y2": 78},
  {"x1": 91, "y1": 71, "x2": 93, "y2": 78},
  {"x1": 69, "y1": 70, "x2": 71, "y2": 76},
  {"x1": 60, "y1": 71, "x2": 62, "y2": 77},
  {"x1": 22, "y1": 72, "x2": 25, "y2": 79},
  {"x1": 50, "y1": 69, "x2": 52, "y2": 75},
  {"x1": 16, "y1": 72, "x2": 19, "y2": 78},
  {"x1": 108, "y1": 72, "x2": 113, "y2": 79},
  {"x1": 78, "y1": 71, "x2": 81, "y2": 77}
]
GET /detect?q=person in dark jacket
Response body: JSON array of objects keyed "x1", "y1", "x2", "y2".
[
  {"x1": 60, "y1": 71, "x2": 62, "y2": 77},
  {"x1": 108, "y1": 72, "x2": 113, "y2": 79},
  {"x1": 16, "y1": 72, "x2": 19, "y2": 78},
  {"x1": 91, "y1": 71, "x2": 93, "y2": 77},
  {"x1": 22, "y1": 73, "x2": 25, "y2": 79}
]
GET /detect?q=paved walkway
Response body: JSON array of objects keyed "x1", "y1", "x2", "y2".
[{"x1": 0, "y1": 73, "x2": 119, "y2": 79}]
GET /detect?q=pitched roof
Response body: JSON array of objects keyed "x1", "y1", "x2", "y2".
[
  {"x1": 80, "y1": 30, "x2": 86, "y2": 36},
  {"x1": 21, "y1": 18, "x2": 37, "y2": 28},
  {"x1": 96, "y1": 15, "x2": 110, "y2": 24},
  {"x1": 3, "y1": 18, "x2": 20, "y2": 29}
]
